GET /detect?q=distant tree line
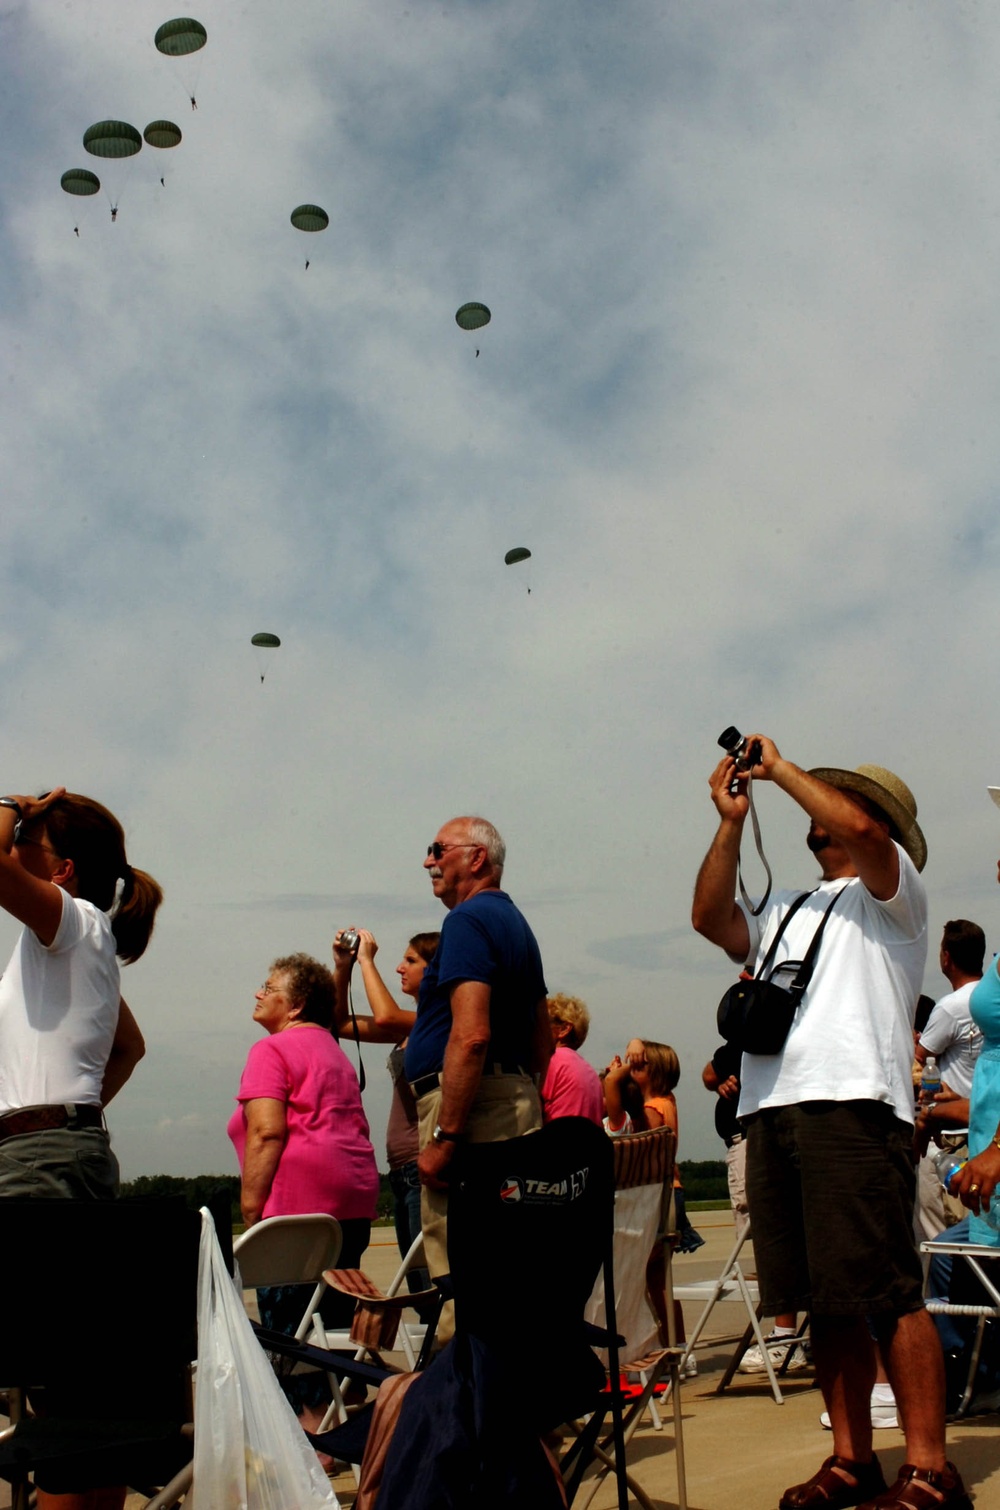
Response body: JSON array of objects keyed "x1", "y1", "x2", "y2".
[{"x1": 120, "y1": 1160, "x2": 728, "y2": 1223}]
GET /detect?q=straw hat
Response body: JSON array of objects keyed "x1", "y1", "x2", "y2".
[{"x1": 807, "y1": 763, "x2": 927, "y2": 873}]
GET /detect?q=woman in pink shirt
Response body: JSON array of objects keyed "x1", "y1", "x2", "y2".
[
  {"x1": 228, "y1": 952, "x2": 378, "y2": 1427},
  {"x1": 540, "y1": 994, "x2": 604, "y2": 1124}
]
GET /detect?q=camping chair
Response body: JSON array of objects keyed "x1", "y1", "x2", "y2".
[
  {"x1": 277, "y1": 1119, "x2": 627, "y2": 1508},
  {"x1": 671, "y1": 1221, "x2": 794, "y2": 1404},
  {"x1": 578, "y1": 1125, "x2": 688, "y2": 1510},
  {"x1": 0, "y1": 1198, "x2": 201, "y2": 1510},
  {"x1": 922, "y1": 1237, "x2": 1000, "y2": 1416},
  {"x1": 318, "y1": 1230, "x2": 440, "y2": 1374}
]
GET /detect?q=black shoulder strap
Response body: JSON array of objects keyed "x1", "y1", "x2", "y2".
[
  {"x1": 752, "y1": 889, "x2": 815, "y2": 980},
  {"x1": 787, "y1": 885, "x2": 848, "y2": 996}
]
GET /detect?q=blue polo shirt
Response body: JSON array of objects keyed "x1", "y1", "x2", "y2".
[{"x1": 404, "y1": 889, "x2": 546, "y2": 1083}]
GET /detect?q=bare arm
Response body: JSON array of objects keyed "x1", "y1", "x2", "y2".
[
  {"x1": 603, "y1": 1056, "x2": 631, "y2": 1130},
  {"x1": 332, "y1": 929, "x2": 416, "y2": 1043},
  {"x1": 691, "y1": 756, "x2": 752, "y2": 957},
  {"x1": 240, "y1": 1098, "x2": 287, "y2": 1227},
  {"x1": 0, "y1": 790, "x2": 69, "y2": 945},
  {"x1": 745, "y1": 736, "x2": 900, "y2": 901},
  {"x1": 100, "y1": 998, "x2": 145, "y2": 1105}
]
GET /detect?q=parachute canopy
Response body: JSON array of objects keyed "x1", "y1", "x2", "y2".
[
  {"x1": 251, "y1": 633, "x2": 281, "y2": 648},
  {"x1": 155, "y1": 17, "x2": 207, "y2": 55},
  {"x1": 290, "y1": 205, "x2": 329, "y2": 232},
  {"x1": 83, "y1": 121, "x2": 142, "y2": 159},
  {"x1": 143, "y1": 120, "x2": 182, "y2": 149},
  {"x1": 504, "y1": 547, "x2": 531, "y2": 566},
  {"x1": 456, "y1": 303, "x2": 491, "y2": 331},
  {"x1": 61, "y1": 169, "x2": 100, "y2": 196}
]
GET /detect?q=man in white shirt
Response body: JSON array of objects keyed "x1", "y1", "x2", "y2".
[
  {"x1": 916, "y1": 921, "x2": 985, "y2": 1101},
  {"x1": 692, "y1": 737, "x2": 968, "y2": 1510}
]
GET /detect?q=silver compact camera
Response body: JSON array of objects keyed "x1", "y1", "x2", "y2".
[{"x1": 339, "y1": 928, "x2": 360, "y2": 954}]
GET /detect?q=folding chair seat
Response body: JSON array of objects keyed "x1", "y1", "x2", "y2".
[{"x1": 0, "y1": 1197, "x2": 201, "y2": 1510}]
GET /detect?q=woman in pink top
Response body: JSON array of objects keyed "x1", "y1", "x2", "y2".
[
  {"x1": 228, "y1": 952, "x2": 378, "y2": 1427},
  {"x1": 540, "y1": 994, "x2": 604, "y2": 1124}
]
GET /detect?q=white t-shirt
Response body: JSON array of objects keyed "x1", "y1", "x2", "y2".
[
  {"x1": 736, "y1": 843, "x2": 927, "y2": 1126},
  {"x1": 919, "y1": 982, "x2": 983, "y2": 1100},
  {"x1": 0, "y1": 890, "x2": 121, "y2": 1115}
]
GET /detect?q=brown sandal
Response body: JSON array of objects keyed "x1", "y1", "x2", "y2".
[
  {"x1": 855, "y1": 1461, "x2": 972, "y2": 1510},
  {"x1": 780, "y1": 1455, "x2": 888, "y2": 1510}
]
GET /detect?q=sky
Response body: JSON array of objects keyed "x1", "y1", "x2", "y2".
[{"x1": 4, "y1": 0, "x2": 1000, "y2": 1176}]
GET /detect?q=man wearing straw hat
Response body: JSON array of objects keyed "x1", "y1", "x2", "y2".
[{"x1": 692, "y1": 737, "x2": 969, "y2": 1510}]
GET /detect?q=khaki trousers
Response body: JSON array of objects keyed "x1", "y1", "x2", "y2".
[{"x1": 416, "y1": 1072, "x2": 541, "y2": 1341}]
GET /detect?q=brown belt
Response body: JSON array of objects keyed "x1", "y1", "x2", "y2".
[{"x1": 0, "y1": 1104, "x2": 104, "y2": 1145}]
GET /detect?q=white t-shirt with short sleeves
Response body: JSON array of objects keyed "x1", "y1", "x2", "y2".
[
  {"x1": 919, "y1": 982, "x2": 983, "y2": 1100},
  {"x1": 736, "y1": 843, "x2": 927, "y2": 1126},
  {"x1": 0, "y1": 890, "x2": 121, "y2": 1115}
]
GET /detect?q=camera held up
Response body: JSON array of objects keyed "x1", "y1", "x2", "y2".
[{"x1": 718, "y1": 726, "x2": 762, "y2": 796}]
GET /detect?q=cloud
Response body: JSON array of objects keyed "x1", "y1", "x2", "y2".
[{"x1": 3, "y1": 1, "x2": 1000, "y2": 1171}]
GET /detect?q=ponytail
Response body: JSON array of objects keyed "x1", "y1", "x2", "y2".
[{"x1": 112, "y1": 865, "x2": 163, "y2": 964}]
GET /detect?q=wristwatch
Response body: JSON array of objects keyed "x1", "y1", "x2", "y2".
[{"x1": 431, "y1": 1124, "x2": 464, "y2": 1145}]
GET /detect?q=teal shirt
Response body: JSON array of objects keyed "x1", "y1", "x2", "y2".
[{"x1": 968, "y1": 957, "x2": 1000, "y2": 1245}]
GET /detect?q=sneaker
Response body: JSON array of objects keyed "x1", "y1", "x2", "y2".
[
  {"x1": 820, "y1": 1401, "x2": 898, "y2": 1430},
  {"x1": 739, "y1": 1333, "x2": 809, "y2": 1373},
  {"x1": 683, "y1": 1352, "x2": 698, "y2": 1378}
]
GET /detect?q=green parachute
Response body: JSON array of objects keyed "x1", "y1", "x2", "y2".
[
  {"x1": 61, "y1": 169, "x2": 100, "y2": 196},
  {"x1": 251, "y1": 632, "x2": 281, "y2": 684},
  {"x1": 83, "y1": 121, "x2": 142, "y2": 159},
  {"x1": 504, "y1": 547, "x2": 531, "y2": 565},
  {"x1": 290, "y1": 205, "x2": 329, "y2": 232},
  {"x1": 154, "y1": 18, "x2": 207, "y2": 55},
  {"x1": 455, "y1": 303, "x2": 491, "y2": 331},
  {"x1": 143, "y1": 120, "x2": 183, "y2": 149}
]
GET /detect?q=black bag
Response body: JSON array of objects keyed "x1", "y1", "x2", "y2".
[{"x1": 717, "y1": 887, "x2": 845, "y2": 1055}]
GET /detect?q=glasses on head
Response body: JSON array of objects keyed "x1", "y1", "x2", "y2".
[
  {"x1": 426, "y1": 841, "x2": 478, "y2": 861},
  {"x1": 13, "y1": 819, "x2": 58, "y2": 856}
]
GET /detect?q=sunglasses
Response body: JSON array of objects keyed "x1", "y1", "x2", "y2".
[{"x1": 426, "y1": 842, "x2": 478, "y2": 861}]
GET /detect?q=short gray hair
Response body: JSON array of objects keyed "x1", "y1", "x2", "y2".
[{"x1": 455, "y1": 815, "x2": 506, "y2": 876}]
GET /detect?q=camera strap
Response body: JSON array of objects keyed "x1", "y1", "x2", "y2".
[
  {"x1": 738, "y1": 771, "x2": 773, "y2": 917},
  {"x1": 753, "y1": 883, "x2": 847, "y2": 994}
]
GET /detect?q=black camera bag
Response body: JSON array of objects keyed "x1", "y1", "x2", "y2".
[{"x1": 717, "y1": 886, "x2": 845, "y2": 1055}]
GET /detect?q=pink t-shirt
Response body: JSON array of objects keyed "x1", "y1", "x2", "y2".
[
  {"x1": 540, "y1": 1045, "x2": 604, "y2": 1125},
  {"x1": 227, "y1": 1025, "x2": 379, "y2": 1221}
]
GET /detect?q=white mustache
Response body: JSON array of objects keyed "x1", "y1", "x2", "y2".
[{"x1": 429, "y1": 867, "x2": 443, "y2": 879}]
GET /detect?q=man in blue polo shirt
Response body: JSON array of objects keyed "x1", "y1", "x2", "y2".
[{"x1": 405, "y1": 815, "x2": 552, "y2": 1304}]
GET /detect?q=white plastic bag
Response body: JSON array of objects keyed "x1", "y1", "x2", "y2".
[{"x1": 188, "y1": 1209, "x2": 339, "y2": 1510}]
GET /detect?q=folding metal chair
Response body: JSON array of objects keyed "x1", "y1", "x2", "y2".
[
  {"x1": 922, "y1": 1236, "x2": 1000, "y2": 1416},
  {"x1": 671, "y1": 1221, "x2": 794, "y2": 1404}
]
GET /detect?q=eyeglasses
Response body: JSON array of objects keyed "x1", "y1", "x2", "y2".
[
  {"x1": 13, "y1": 820, "x2": 59, "y2": 857},
  {"x1": 258, "y1": 981, "x2": 284, "y2": 996},
  {"x1": 426, "y1": 842, "x2": 478, "y2": 861}
]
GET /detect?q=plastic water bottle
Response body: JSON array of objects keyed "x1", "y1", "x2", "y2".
[{"x1": 920, "y1": 1054, "x2": 942, "y2": 1104}]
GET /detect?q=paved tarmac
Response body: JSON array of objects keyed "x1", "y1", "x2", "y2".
[
  {"x1": 327, "y1": 1210, "x2": 1000, "y2": 1510},
  {"x1": 10, "y1": 1209, "x2": 994, "y2": 1509}
]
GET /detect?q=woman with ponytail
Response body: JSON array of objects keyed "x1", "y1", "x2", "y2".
[{"x1": 0, "y1": 786, "x2": 162, "y2": 1201}]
